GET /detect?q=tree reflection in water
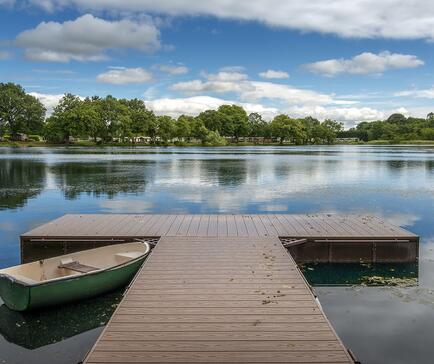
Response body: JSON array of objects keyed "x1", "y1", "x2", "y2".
[
  {"x1": 0, "y1": 159, "x2": 45, "y2": 210},
  {"x1": 49, "y1": 161, "x2": 153, "y2": 199}
]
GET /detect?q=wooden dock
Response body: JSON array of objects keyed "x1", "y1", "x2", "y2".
[
  {"x1": 84, "y1": 236, "x2": 355, "y2": 364},
  {"x1": 21, "y1": 214, "x2": 419, "y2": 263},
  {"x1": 20, "y1": 214, "x2": 419, "y2": 363},
  {"x1": 22, "y1": 213, "x2": 417, "y2": 240}
]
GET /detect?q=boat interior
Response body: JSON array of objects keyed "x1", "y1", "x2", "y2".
[{"x1": 0, "y1": 242, "x2": 150, "y2": 284}]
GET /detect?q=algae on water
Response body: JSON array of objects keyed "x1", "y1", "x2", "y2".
[{"x1": 360, "y1": 275, "x2": 418, "y2": 287}]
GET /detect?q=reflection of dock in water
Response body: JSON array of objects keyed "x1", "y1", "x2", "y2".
[{"x1": 0, "y1": 291, "x2": 121, "y2": 350}]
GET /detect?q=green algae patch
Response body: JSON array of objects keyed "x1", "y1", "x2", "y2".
[{"x1": 360, "y1": 275, "x2": 418, "y2": 287}]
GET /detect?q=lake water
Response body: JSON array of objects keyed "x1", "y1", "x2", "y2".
[{"x1": 0, "y1": 145, "x2": 433, "y2": 364}]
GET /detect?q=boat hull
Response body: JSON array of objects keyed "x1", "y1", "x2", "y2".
[{"x1": 0, "y1": 256, "x2": 145, "y2": 311}]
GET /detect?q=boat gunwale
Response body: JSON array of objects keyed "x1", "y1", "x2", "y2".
[{"x1": 0, "y1": 242, "x2": 150, "y2": 287}]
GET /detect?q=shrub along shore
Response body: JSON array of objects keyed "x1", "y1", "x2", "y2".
[{"x1": 1, "y1": 82, "x2": 434, "y2": 147}]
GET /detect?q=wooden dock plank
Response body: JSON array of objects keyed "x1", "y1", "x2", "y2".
[
  {"x1": 54, "y1": 215, "x2": 87, "y2": 236},
  {"x1": 102, "y1": 330, "x2": 337, "y2": 341},
  {"x1": 329, "y1": 215, "x2": 364, "y2": 237},
  {"x1": 258, "y1": 214, "x2": 280, "y2": 236},
  {"x1": 243, "y1": 215, "x2": 259, "y2": 236},
  {"x1": 93, "y1": 322, "x2": 333, "y2": 332},
  {"x1": 84, "y1": 236, "x2": 353, "y2": 364},
  {"x1": 77, "y1": 215, "x2": 117, "y2": 236},
  {"x1": 186, "y1": 215, "x2": 201, "y2": 236},
  {"x1": 154, "y1": 215, "x2": 177, "y2": 236},
  {"x1": 274, "y1": 215, "x2": 306, "y2": 236},
  {"x1": 95, "y1": 340, "x2": 343, "y2": 351},
  {"x1": 251, "y1": 215, "x2": 268, "y2": 236},
  {"x1": 234, "y1": 215, "x2": 248, "y2": 236},
  {"x1": 114, "y1": 216, "x2": 143, "y2": 237},
  {"x1": 166, "y1": 215, "x2": 185, "y2": 236},
  {"x1": 127, "y1": 215, "x2": 155, "y2": 237},
  {"x1": 87, "y1": 350, "x2": 351, "y2": 363},
  {"x1": 226, "y1": 215, "x2": 238, "y2": 236},
  {"x1": 141, "y1": 215, "x2": 166, "y2": 236},
  {"x1": 177, "y1": 215, "x2": 193, "y2": 236},
  {"x1": 197, "y1": 215, "x2": 209, "y2": 236},
  {"x1": 119, "y1": 299, "x2": 318, "y2": 308},
  {"x1": 217, "y1": 215, "x2": 228, "y2": 236},
  {"x1": 207, "y1": 215, "x2": 218, "y2": 236},
  {"x1": 115, "y1": 307, "x2": 321, "y2": 315}
]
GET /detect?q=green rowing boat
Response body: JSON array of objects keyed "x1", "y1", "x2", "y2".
[{"x1": 0, "y1": 242, "x2": 150, "y2": 311}]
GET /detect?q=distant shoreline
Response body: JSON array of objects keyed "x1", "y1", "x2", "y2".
[{"x1": 1, "y1": 140, "x2": 434, "y2": 148}]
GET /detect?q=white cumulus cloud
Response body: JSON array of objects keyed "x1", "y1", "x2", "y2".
[
  {"x1": 289, "y1": 106, "x2": 385, "y2": 125},
  {"x1": 304, "y1": 51, "x2": 424, "y2": 76},
  {"x1": 259, "y1": 70, "x2": 289, "y2": 79},
  {"x1": 171, "y1": 71, "x2": 333, "y2": 106},
  {"x1": 29, "y1": 89, "x2": 390, "y2": 126},
  {"x1": 20, "y1": 1, "x2": 434, "y2": 41},
  {"x1": 394, "y1": 87, "x2": 434, "y2": 99},
  {"x1": 97, "y1": 67, "x2": 153, "y2": 85},
  {"x1": 206, "y1": 71, "x2": 248, "y2": 82},
  {"x1": 28, "y1": 92, "x2": 65, "y2": 115},
  {"x1": 145, "y1": 94, "x2": 387, "y2": 126},
  {"x1": 242, "y1": 81, "x2": 333, "y2": 105},
  {"x1": 145, "y1": 96, "x2": 279, "y2": 120},
  {"x1": 158, "y1": 64, "x2": 189, "y2": 75},
  {"x1": 16, "y1": 14, "x2": 161, "y2": 62}
]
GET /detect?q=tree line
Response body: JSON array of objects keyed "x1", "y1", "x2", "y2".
[
  {"x1": 1, "y1": 82, "x2": 433, "y2": 145},
  {"x1": 338, "y1": 113, "x2": 434, "y2": 142},
  {"x1": 0, "y1": 83, "x2": 344, "y2": 145}
]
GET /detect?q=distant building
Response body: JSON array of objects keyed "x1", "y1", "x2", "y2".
[
  {"x1": 336, "y1": 137, "x2": 360, "y2": 142},
  {"x1": 134, "y1": 136, "x2": 152, "y2": 143},
  {"x1": 11, "y1": 133, "x2": 28, "y2": 141}
]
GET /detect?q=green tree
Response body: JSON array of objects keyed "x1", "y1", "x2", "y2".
[
  {"x1": 203, "y1": 130, "x2": 227, "y2": 146},
  {"x1": 387, "y1": 113, "x2": 407, "y2": 124},
  {"x1": 95, "y1": 96, "x2": 130, "y2": 141},
  {"x1": 191, "y1": 118, "x2": 209, "y2": 143},
  {"x1": 117, "y1": 112, "x2": 133, "y2": 142},
  {"x1": 44, "y1": 93, "x2": 84, "y2": 143},
  {"x1": 175, "y1": 115, "x2": 194, "y2": 140},
  {"x1": 421, "y1": 128, "x2": 434, "y2": 140},
  {"x1": 120, "y1": 98, "x2": 155, "y2": 142},
  {"x1": 248, "y1": 112, "x2": 270, "y2": 139},
  {"x1": 271, "y1": 114, "x2": 291, "y2": 144},
  {"x1": 82, "y1": 98, "x2": 105, "y2": 142},
  {"x1": 197, "y1": 110, "x2": 222, "y2": 134},
  {"x1": 301, "y1": 117, "x2": 320, "y2": 144},
  {"x1": 270, "y1": 114, "x2": 306, "y2": 145},
  {"x1": 218, "y1": 104, "x2": 249, "y2": 141},
  {"x1": 0, "y1": 83, "x2": 45, "y2": 138},
  {"x1": 156, "y1": 115, "x2": 175, "y2": 143},
  {"x1": 320, "y1": 119, "x2": 343, "y2": 144}
]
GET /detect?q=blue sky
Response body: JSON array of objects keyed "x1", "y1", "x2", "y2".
[{"x1": 1, "y1": 1, "x2": 434, "y2": 127}]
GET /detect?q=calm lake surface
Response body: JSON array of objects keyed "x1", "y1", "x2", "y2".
[{"x1": 0, "y1": 145, "x2": 433, "y2": 364}]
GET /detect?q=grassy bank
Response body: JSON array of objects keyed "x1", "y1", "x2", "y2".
[
  {"x1": 366, "y1": 139, "x2": 434, "y2": 145},
  {"x1": 1, "y1": 140, "x2": 434, "y2": 148}
]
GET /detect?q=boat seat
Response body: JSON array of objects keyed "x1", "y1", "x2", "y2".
[
  {"x1": 58, "y1": 260, "x2": 99, "y2": 273},
  {"x1": 115, "y1": 251, "x2": 143, "y2": 263},
  {"x1": 8, "y1": 274, "x2": 38, "y2": 285}
]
